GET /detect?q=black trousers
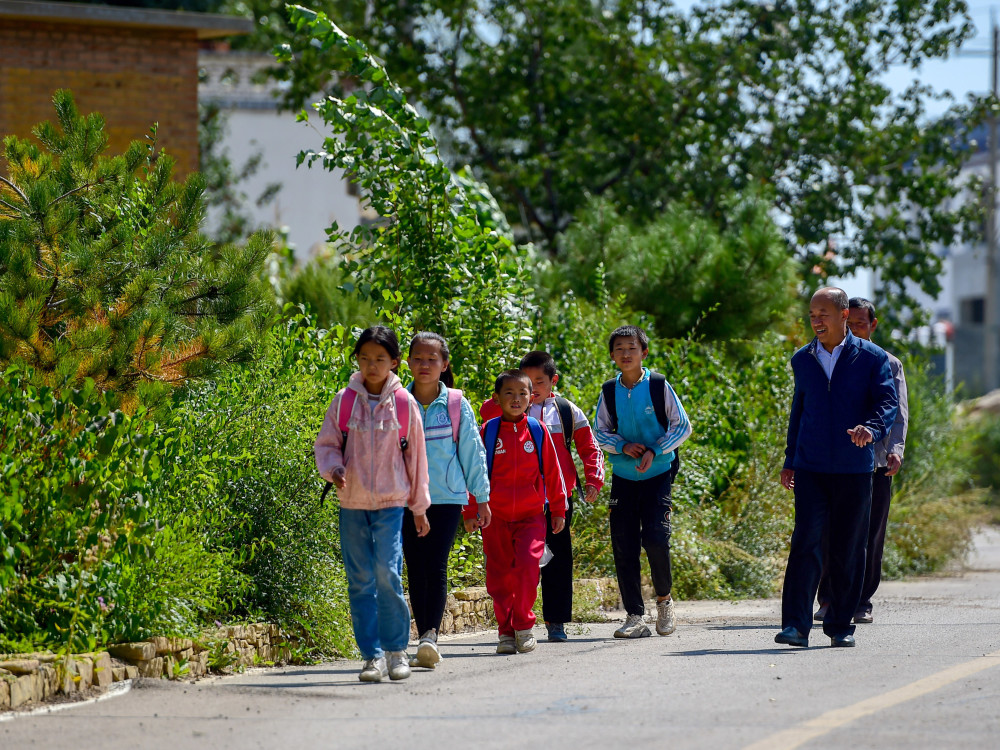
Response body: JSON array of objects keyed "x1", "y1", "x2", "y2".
[
  {"x1": 541, "y1": 495, "x2": 575, "y2": 624},
  {"x1": 781, "y1": 470, "x2": 872, "y2": 638},
  {"x1": 818, "y1": 468, "x2": 892, "y2": 612},
  {"x1": 402, "y1": 504, "x2": 463, "y2": 636},
  {"x1": 609, "y1": 472, "x2": 673, "y2": 617}
]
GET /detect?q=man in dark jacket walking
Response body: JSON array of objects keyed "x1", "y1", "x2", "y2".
[{"x1": 776, "y1": 287, "x2": 898, "y2": 648}]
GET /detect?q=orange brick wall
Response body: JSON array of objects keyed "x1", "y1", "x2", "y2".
[{"x1": 0, "y1": 20, "x2": 199, "y2": 176}]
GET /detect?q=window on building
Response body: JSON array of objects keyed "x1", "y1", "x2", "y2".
[{"x1": 960, "y1": 297, "x2": 985, "y2": 324}]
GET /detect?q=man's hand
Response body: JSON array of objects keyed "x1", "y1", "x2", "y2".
[
  {"x1": 331, "y1": 467, "x2": 347, "y2": 490},
  {"x1": 477, "y1": 503, "x2": 492, "y2": 529},
  {"x1": 636, "y1": 448, "x2": 655, "y2": 474},
  {"x1": 780, "y1": 468, "x2": 795, "y2": 490},
  {"x1": 585, "y1": 485, "x2": 599, "y2": 503},
  {"x1": 413, "y1": 513, "x2": 430, "y2": 537},
  {"x1": 885, "y1": 453, "x2": 902, "y2": 477},
  {"x1": 622, "y1": 442, "x2": 647, "y2": 458},
  {"x1": 463, "y1": 517, "x2": 479, "y2": 533},
  {"x1": 847, "y1": 425, "x2": 874, "y2": 447},
  {"x1": 551, "y1": 516, "x2": 566, "y2": 534}
]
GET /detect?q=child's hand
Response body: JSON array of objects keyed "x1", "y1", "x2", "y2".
[
  {"x1": 551, "y1": 516, "x2": 566, "y2": 534},
  {"x1": 413, "y1": 513, "x2": 430, "y2": 537},
  {"x1": 463, "y1": 517, "x2": 479, "y2": 533},
  {"x1": 477, "y1": 502, "x2": 492, "y2": 529},
  {"x1": 585, "y1": 485, "x2": 599, "y2": 503},
  {"x1": 636, "y1": 448, "x2": 654, "y2": 474},
  {"x1": 331, "y1": 467, "x2": 347, "y2": 490},
  {"x1": 623, "y1": 442, "x2": 646, "y2": 458}
]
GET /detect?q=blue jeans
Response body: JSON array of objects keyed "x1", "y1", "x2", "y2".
[{"x1": 339, "y1": 507, "x2": 411, "y2": 660}]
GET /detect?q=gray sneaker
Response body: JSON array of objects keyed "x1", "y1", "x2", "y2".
[
  {"x1": 386, "y1": 651, "x2": 411, "y2": 681},
  {"x1": 614, "y1": 613, "x2": 651, "y2": 639},
  {"x1": 359, "y1": 656, "x2": 388, "y2": 682},
  {"x1": 515, "y1": 629, "x2": 537, "y2": 653},
  {"x1": 413, "y1": 630, "x2": 441, "y2": 668},
  {"x1": 656, "y1": 598, "x2": 676, "y2": 636},
  {"x1": 496, "y1": 635, "x2": 517, "y2": 655}
]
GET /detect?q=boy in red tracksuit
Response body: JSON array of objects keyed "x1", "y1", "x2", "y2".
[
  {"x1": 465, "y1": 369, "x2": 568, "y2": 655},
  {"x1": 480, "y1": 351, "x2": 605, "y2": 642}
]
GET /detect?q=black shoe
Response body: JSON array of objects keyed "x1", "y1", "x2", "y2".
[
  {"x1": 853, "y1": 609, "x2": 873, "y2": 624},
  {"x1": 830, "y1": 634, "x2": 856, "y2": 647},
  {"x1": 774, "y1": 626, "x2": 808, "y2": 647},
  {"x1": 813, "y1": 603, "x2": 828, "y2": 622}
]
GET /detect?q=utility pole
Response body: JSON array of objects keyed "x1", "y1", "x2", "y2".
[{"x1": 986, "y1": 17, "x2": 1000, "y2": 392}]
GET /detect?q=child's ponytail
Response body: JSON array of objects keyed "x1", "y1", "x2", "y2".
[{"x1": 409, "y1": 331, "x2": 454, "y2": 388}]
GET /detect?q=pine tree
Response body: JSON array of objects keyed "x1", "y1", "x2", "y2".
[{"x1": 0, "y1": 90, "x2": 274, "y2": 408}]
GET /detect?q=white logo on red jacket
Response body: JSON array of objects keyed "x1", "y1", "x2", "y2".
[
  {"x1": 495, "y1": 437, "x2": 505, "y2": 455},
  {"x1": 524, "y1": 440, "x2": 536, "y2": 454}
]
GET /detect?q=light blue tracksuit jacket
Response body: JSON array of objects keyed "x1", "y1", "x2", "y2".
[{"x1": 408, "y1": 382, "x2": 491, "y2": 504}]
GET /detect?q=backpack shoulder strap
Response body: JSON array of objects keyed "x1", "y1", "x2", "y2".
[
  {"x1": 483, "y1": 417, "x2": 501, "y2": 478},
  {"x1": 393, "y1": 389, "x2": 410, "y2": 450},
  {"x1": 601, "y1": 378, "x2": 618, "y2": 433},
  {"x1": 447, "y1": 388, "x2": 463, "y2": 444},
  {"x1": 554, "y1": 396, "x2": 574, "y2": 452},
  {"x1": 338, "y1": 389, "x2": 358, "y2": 439},
  {"x1": 525, "y1": 416, "x2": 546, "y2": 478},
  {"x1": 648, "y1": 372, "x2": 669, "y2": 433}
]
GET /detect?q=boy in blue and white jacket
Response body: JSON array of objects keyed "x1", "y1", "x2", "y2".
[
  {"x1": 594, "y1": 325, "x2": 691, "y2": 640},
  {"x1": 404, "y1": 332, "x2": 491, "y2": 670}
]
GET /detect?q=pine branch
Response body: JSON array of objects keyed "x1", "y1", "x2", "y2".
[{"x1": 0, "y1": 175, "x2": 28, "y2": 203}]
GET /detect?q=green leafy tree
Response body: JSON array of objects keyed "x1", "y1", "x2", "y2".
[
  {"x1": 233, "y1": 0, "x2": 986, "y2": 327},
  {"x1": 0, "y1": 91, "x2": 275, "y2": 408},
  {"x1": 277, "y1": 6, "x2": 535, "y2": 400},
  {"x1": 552, "y1": 194, "x2": 798, "y2": 341}
]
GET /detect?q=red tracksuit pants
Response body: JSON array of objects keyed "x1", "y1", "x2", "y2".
[{"x1": 482, "y1": 514, "x2": 546, "y2": 636}]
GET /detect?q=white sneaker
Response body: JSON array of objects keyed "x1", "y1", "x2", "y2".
[
  {"x1": 386, "y1": 651, "x2": 411, "y2": 681},
  {"x1": 496, "y1": 635, "x2": 517, "y2": 655},
  {"x1": 614, "y1": 613, "x2": 651, "y2": 639},
  {"x1": 656, "y1": 598, "x2": 676, "y2": 636},
  {"x1": 413, "y1": 631, "x2": 441, "y2": 668},
  {"x1": 359, "y1": 656, "x2": 388, "y2": 682},
  {"x1": 515, "y1": 629, "x2": 537, "y2": 653}
]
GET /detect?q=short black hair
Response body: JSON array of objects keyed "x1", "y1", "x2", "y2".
[
  {"x1": 848, "y1": 297, "x2": 876, "y2": 323},
  {"x1": 608, "y1": 325, "x2": 649, "y2": 355},
  {"x1": 814, "y1": 286, "x2": 849, "y2": 311},
  {"x1": 519, "y1": 350, "x2": 557, "y2": 378},
  {"x1": 353, "y1": 325, "x2": 400, "y2": 369},
  {"x1": 494, "y1": 369, "x2": 531, "y2": 393}
]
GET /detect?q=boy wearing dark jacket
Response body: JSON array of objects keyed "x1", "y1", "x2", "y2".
[{"x1": 465, "y1": 370, "x2": 568, "y2": 655}]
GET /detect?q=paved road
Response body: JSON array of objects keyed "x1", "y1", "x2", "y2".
[{"x1": 4, "y1": 528, "x2": 999, "y2": 750}]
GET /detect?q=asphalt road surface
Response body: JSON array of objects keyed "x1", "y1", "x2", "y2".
[{"x1": 4, "y1": 528, "x2": 999, "y2": 750}]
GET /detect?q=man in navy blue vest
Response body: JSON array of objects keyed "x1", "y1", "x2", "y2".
[{"x1": 775, "y1": 287, "x2": 898, "y2": 648}]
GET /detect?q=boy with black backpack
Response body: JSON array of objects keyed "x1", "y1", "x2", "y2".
[
  {"x1": 480, "y1": 351, "x2": 605, "y2": 641},
  {"x1": 466, "y1": 370, "x2": 568, "y2": 655},
  {"x1": 594, "y1": 325, "x2": 691, "y2": 639}
]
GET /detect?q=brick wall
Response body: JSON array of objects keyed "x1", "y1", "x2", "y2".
[{"x1": 0, "y1": 20, "x2": 199, "y2": 175}]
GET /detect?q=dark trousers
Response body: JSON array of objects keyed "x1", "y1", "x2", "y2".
[
  {"x1": 818, "y1": 468, "x2": 892, "y2": 612},
  {"x1": 781, "y1": 470, "x2": 872, "y2": 638},
  {"x1": 609, "y1": 472, "x2": 673, "y2": 616},
  {"x1": 402, "y1": 504, "x2": 463, "y2": 636},
  {"x1": 541, "y1": 495, "x2": 575, "y2": 624}
]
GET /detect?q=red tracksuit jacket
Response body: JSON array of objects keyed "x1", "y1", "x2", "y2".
[
  {"x1": 480, "y1": 396, "x2": 605, "y2": 495},
  {"x1": 464, "y1": 415, "x2": 568, "y2": 522}
]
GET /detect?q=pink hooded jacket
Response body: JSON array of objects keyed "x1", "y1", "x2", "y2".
[{"x1": 314, "y1": 372, "x2": 431, "y2": 515}]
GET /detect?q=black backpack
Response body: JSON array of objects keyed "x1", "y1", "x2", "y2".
[{"x1": 601, "y1": 372, "x2": 680, "y2": 478}]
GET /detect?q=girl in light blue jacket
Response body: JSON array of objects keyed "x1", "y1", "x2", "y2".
[{"x1": 403, "y1": 332, "x2": 491, "y2": 669}]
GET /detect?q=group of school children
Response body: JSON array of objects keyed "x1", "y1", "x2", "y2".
[{"x1": 313, "y1": 324, "x2": 691, "y2": 683}]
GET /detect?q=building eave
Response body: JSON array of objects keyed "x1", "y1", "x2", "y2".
[{"x1": 0, "y1": 0, "x2": 253, "y2": 39}]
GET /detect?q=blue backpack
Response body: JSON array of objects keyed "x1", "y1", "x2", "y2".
[{"x1": 482, "y1": 416, "x2": 546, "y2": 482}]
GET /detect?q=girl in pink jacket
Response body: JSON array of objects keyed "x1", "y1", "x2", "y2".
[{"x1": 314, "y1": 326, "x2": 431, "y2": 683}]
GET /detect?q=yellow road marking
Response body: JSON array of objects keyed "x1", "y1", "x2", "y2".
[{"x1": 743, "y1": 649, "x2": 1000, "y2": 750}]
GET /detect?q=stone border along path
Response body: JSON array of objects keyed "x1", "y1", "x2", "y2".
[{"x1": 0, "y1": 579, "x2": 620, "y2": 715}]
